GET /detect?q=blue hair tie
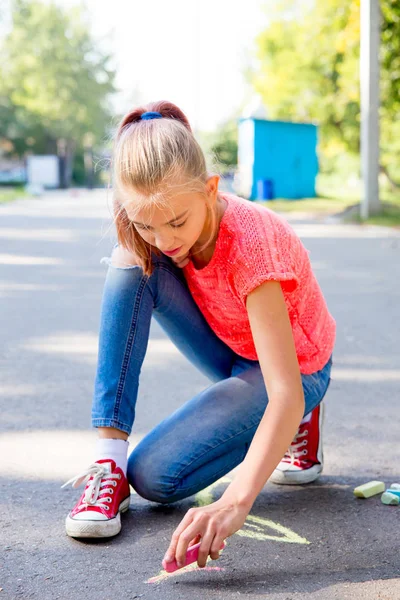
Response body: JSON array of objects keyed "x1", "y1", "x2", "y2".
[{"x1": 141, "y1": 111, "x2": 163, "y2": 120}]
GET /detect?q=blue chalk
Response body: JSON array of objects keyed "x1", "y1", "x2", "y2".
[{"x1": 387, "y1": 488, "x2": 400, "y2": 499}]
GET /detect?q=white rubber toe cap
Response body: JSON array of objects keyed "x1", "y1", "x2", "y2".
[{"x1": 70, "y1": 510, "x2": 108, "y2": 521}]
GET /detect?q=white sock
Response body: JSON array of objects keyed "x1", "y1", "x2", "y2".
[
  {"x1": 95, "y1": 438, "x2": 129, "y2": 475},
  {"x1": 300, "y1": 412, "x2": 312, "y2": 424}
]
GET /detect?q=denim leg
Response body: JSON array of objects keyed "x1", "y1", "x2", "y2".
[
  {"x1": 92, "y1": 250, "x2": 236, "y2": 435},
  {"x1": 150, "y1": 259, "x2": 236, "y2": 383},
  {"x1": 128, "y1": 356, "x2": 332, "y2": 502}
]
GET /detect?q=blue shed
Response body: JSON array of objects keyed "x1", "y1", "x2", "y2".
[{"x1": 237, "y1": 117, "x2": 319, "y2": 200}]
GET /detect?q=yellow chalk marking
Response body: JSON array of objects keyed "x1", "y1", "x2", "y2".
[
  {"x1": 236, "y1": 514, "x2": 310, "y2": 545},
  {"x1": 194, "y1": 478, "x2": 309, "y2": 544},
  {"x1": 146, "y1": 512, "x2": 308, "y2": 584},
  {"x1": 145, "y1": 558, "x2": 224, "y2": 584},
  {"x1": 147, "y1": 477, "x2": 309, "y2": 583},
  {"x1": 146, "y1": 564, "x2": 199, "y2": 584},
  {"x1": 194, "y1": 476, "x2": 232, "y2": 506}
]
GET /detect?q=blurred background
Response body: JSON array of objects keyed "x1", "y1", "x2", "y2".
[{"x1": 0, "y1": 0, "x2": 399, "y2": 225}]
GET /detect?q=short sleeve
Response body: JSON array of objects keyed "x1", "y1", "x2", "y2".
[{"x1": 231, "y1": 213, "x2": 299, "y2": 305}]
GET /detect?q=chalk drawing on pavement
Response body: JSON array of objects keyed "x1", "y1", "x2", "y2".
[
  {"x1": 237, "y1": 514, "x2": 310, "y2": 545},
  {"x1": 194, "y1": 476, "x2": 233, "y2": 507},
  {"x1": 194, "y1": 476, "x2": 310, "y2": 544},
  {"x1": 146, "y1": 564, "x2": 224, "y2": 584},
  {"x1": 144, "y1": 474, "x2": 310, "y2": 582}
]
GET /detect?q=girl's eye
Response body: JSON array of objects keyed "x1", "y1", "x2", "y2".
[
  {"x1": 171, "y1": 220, "x2": 187, "y2": 229},
  {"x1": 135, "y1": 220, "x2": 187, "y2": 231}
]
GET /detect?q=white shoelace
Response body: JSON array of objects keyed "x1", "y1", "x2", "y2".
[
  {"x1": 283, "y1": 428, "x2": 309, "y2": 464},
  {"x1": 61, "y1": 463, "x2": 121, "y2": 511}
]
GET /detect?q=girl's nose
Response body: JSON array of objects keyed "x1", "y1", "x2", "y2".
[{"x1": 154, "y1": 232, "x2": 177, "y2": 253}]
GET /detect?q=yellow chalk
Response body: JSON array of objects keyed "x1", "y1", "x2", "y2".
[{"x1": 353, "y1": 480, "x2": 385, "y2": 498}]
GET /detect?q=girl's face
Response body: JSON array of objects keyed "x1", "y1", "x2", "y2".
[{"x1": 124, "y1": 176, "x2": 219, "y2": 260}]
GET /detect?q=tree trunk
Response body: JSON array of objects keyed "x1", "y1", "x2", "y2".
[
  {"x1": 379, "y1": 164, "x2": 400, "y2": 191},
  {"x1": 65, "y1": 140, "x2": 75, "y2": 188}
]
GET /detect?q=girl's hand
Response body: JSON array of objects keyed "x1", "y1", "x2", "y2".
[
  {"x1": 171, "y1": 250, "x2": 190, "y2": 269},
  {"x1": 163, "y1": 496, "x2": 250, "y2": 569}
]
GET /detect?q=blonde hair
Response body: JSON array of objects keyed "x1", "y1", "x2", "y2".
[{"x1": 112, "y1": 100, "x2": 219, "y2": 276}]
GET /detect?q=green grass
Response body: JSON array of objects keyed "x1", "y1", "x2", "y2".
[
  {"x1": 258, "y1": 196, "x2": 355, "y2": 214},
  {"x1": 257, "y1": 173, "x2": 400, "y2": 228},
  {"x1": 0, "y1": 187, "x2": 28, "y2": 204},
  {"x1": 343, "y1": 202, "x2": 400, "y2": 228},
  {"x1": 2, "y1": 178, "x2": 400, "y2": 227}
]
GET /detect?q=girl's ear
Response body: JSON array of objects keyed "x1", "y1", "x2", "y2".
[{"x1": 206, "y1": 175, "x2": 220, "y2": 204}]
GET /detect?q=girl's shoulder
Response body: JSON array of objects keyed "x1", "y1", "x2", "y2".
[
  {"x1": 218, "y1": 193, "x2": 305, "y2": 297},
  {"x1": 219, "y1": 192, "x2": 299, "y2": 246}
]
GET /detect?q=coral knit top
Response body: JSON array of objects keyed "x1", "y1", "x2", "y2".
[{"x1": 183, "y1": 192, "x2": 336, "y2": 375}]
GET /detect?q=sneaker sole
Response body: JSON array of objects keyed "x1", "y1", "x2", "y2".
[
  {"x1": 269, "y1": 462, "x2": 323, "y2": 485},
  {"x1": 270, "y1": 402, "x2": 325, "y2": 485},
  {"x1": 65, "y1": 496, "x2": 131, "y2": 538}
]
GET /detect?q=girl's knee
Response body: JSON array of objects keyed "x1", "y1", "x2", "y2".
[
  {"x1": 110, "y1": 245, "x2": 140, "y2": 268},
  {"x1": 127, "y1": 446, "x2": 178, "y2": 504}
]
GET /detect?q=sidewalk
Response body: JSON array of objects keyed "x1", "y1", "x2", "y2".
[{"x1": 1, "y1": 189, "x2": 399, "y2": 599}]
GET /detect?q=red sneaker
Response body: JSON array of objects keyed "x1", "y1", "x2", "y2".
[
  {"x1": 270, "y1": 402, "x2": 325, "y2": 485},
  {"x1": 62, "y1": 459, "x2": 130, "y2": 538}
]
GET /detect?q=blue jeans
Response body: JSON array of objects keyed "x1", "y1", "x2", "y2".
[{"x1": 92, "y1": 248, "x2": 332, "y2": 504}]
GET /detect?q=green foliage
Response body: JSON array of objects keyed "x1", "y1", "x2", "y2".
[
  {"x1": 0, "y1": 186, "x2": 29, "y2": 204},
  {"x1": 251, "y1": 0, "x2": 400, "y2": 175},
  {"x1": 210, "y1": 119, "x2": 238, "y2": 170},
  {"x1": 381, "y1": 1, "x2": 400, "y2": 115},
  {"x1": 72, "y1": 151, "x2": 86, "y2": 186},
  {"x1": 199, "y1": 119, "x2": 238, "y2": 173},
  {"x1": 380, "y1": 0, "x2": 400, "y2": 173},
  {"x1": 0, "y1": 0, "x2": 116, "y2": 183}
]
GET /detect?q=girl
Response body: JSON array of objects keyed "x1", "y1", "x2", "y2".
[{"x1": 62, "y1": 100, "x2": 335, "y2": 570}]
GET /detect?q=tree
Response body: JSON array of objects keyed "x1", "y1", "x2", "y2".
[
  {"x1": 0, "y1": 0, "x2": 116, "y2": 185},
  {"x1": 199, "y1": 119, "x2": 238, "y2": 174},
  {"x1": 250, "y1": 0, "x2": 400, "y2": 179},
  {"x1": 380, "y1": 0, "x2": 400, "y2": 185},
  {"x1": 210, "y1": 119, "x2": 238, "y2": 172}
]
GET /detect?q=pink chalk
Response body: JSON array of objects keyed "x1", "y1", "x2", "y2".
[{"x1": 162, "y1": 540, "x2": 226, "y2": 573}]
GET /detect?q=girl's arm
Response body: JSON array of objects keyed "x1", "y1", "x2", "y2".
[
  {"x1": 221, "y1": 280, "x2": 305, "y2": 510},
  {"x1": 164, "y1": 280, "x2": 305, "y2": 569}
]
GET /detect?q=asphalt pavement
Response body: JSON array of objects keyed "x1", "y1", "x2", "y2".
[{"x1": 1, "y1": 189, "x2": 399, "y2": 599}]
